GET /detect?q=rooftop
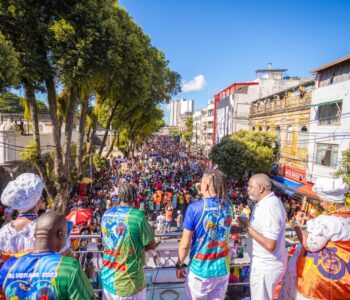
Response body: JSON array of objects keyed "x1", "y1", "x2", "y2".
[
  {"x1": 255, "y1": 68, "x2": 288, "y2": 73},
  {"x1": 214, "y1": 82, "x2": 259, "y2": 98},
  {"x1": 251, "y1": 79, "x2": 315, "y2": 104},
  {"x1": 310, "y1": 54, "x2": 350, "y2": 73}
]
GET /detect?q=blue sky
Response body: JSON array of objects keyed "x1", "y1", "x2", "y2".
[{"x1": 119, "y1": 0, "x2": 350, "y2": 123}]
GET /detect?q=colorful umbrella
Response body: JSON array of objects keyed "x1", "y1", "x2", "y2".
[{"x1": 66, "y1": 209, "x2": 92, "y2": 225}]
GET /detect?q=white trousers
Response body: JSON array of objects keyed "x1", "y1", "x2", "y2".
[
  {"x1": 250, "y1": 263, "x2": 286, "y2": 300},
  {"x1": 185, "y1": 271, "x2": 229, "y2": 300},
  {"x1": 102, "y1": 288, "x2": 146, "y2": 300}
]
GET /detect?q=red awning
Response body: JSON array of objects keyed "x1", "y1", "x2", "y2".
[{"x1": 297, "y1": 183, "x2": 319, "y2": 199}]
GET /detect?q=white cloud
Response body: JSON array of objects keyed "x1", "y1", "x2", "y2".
[{"x1": 182, "y1": 74, "x2": 207, "y2": 93}]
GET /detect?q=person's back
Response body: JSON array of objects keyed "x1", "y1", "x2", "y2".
[
  {"x1": 0, "y1": 211, "x2": 94, "y2": 300},
  {"x1": 184, "y1": 197, "x2": 233, "y2": 277},
  {"x1": 101, "y1": 183, "x2": 155, "y2": 299},
  {"x1": 177, "y1": 170, "x2": 234, "y2": 300},
  {"x1": 0, "y1": 252, "x2": 92, "y2": 299}
]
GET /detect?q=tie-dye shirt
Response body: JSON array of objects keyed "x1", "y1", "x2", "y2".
[
  {"x1": 0, "y1": 252, "x2": 94, "y2": 300},
  {"x1": 183, "y1": 197, "x2": 234, "y2": 278},
  {"x1": 101, "y1": 206, "x2": 154, "y2": 297}
]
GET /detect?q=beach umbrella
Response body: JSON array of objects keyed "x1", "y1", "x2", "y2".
[{"x1": 66, "y1": 209, "x2": 92, "y2": 225}]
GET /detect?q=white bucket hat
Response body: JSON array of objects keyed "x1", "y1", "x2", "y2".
[
  {"x1": 1, "y1": 173, "x2": 44, "y2": 212},
  {"x1": 312, "y1": 178, "x2": 349, "y2": 203}
]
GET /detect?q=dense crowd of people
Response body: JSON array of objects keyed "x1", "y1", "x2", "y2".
[{"x1": 0, "y1": 135, "x2": 349, "y2": 300}]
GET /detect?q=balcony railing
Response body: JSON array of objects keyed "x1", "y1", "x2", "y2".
[{"x1": 250, "y1": 92, "x2": 312, "y2": 116}]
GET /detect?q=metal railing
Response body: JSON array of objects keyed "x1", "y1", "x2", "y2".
[{"x1": 71, "y1": 230, "x2": 298, "y2": 298}]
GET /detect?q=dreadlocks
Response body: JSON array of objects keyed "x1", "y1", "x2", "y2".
[
  {"x1": 203, "y1": 169, "x2": 227, "y2": 200},
  {"x1": 118, "y1": 182, "x2": 137, "y2": 204}
]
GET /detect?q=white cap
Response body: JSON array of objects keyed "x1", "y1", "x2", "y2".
[
  {"x1": 1, "y1": 173, "x2": 44, "y2": 212},
  {"x1": 312, "y1": 178, "x2": 349, "y2": 203}
]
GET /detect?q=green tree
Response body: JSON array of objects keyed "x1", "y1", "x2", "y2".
[
  {"x1": 183, "y1": 115, "x2": 193, "y2": 143},
  {"x1": 94, "y1": 9, "x2": 180, "y2": 156},
  {"x1": 209, "y1": 130, "x2": 276, "y2": 179},
  {"x1": 0, "y1": 92, "x2": 49, "y2": 114},
  {"x1": 111, "y1": 104, "x2": 165, "y2": 158},
  {"x1": 0, "y1": 32, "x2": 19, "y2": 92},
  {"x1": 335, "y1": 150, "x2": 350, "y2": 206},
  {"x1": 0, "y1": 92, "x2": 23, "y2": 113},
  {"x1": 0, "y1": 1, "x2": 180, "y2": 213}
]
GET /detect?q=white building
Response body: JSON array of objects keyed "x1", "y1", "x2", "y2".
[
  {"x1": 169, "y1": 98, "x2": 194, "y2": 126},
  {"x1": 215, "y1": 67, "x2": 309, "y2": 143},
  {"x1": 191, "y1": 99, "x2": 214, "y2": 155},
  {"x1": 0, "y1": 115, "x2": 80, "y2": 164},
  {"x1": 192, "y1": 110, "x2": 204, "y2": 145},
  {"x1": 307, "y1": 55, "x2": 350, "y2": 182}
]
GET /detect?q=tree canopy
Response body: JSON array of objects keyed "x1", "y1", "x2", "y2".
[
  {"x1": 0, "y1": 0, "x2": 180, "y2": 212},
  {"x1": 0, "y1": 32, "x2": 19, "y2": 92},
  {"x1": 183, "y1": 115, "x2": 193, "y2": 143},
  {"x1": 0, "y1": 92, "x2": 48, "y2": 114},
  {"x1": 335, "y1": 149, "x2": 350, "y2": 206},
  {"x1": 209, "y1": 130, "x2": 276, "y2": 179}
]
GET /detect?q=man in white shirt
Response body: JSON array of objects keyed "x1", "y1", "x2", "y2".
[
  {"x1": 239, "y1": 173, "x2": 287, "y2": 300},
  {"x1": 156, "y1": 212, "x2": 166, "y2": 233}
]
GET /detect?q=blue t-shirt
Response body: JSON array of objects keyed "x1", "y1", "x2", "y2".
[
  {"x1": 0, "y1": 252, "x2": 93, "y2": 299},
  {"x1": 183, "y1": 197, "x2": 234, "y2": 278}
]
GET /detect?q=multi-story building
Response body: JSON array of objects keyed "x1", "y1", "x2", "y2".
[
  {"x1": 169, "y1": 98, "x2": 194, "y2": 126},
  {"x1": 203, "y1": 100, "x2": 214, "y2": 154},
  {"x1": 192, "y1": 110, "x2": 205, "y2": 145},
  {"x1": 250, "y1": 79, "x2": 315, "y2": 184},
  {"x1": 214, "y1": 67, "x2": 307, "y2": 144},
  {"x1": 307, "y1": 55, "x2": 350, "y2": 183},
  {"x1": 190, "y1": 99, "x2": 215, "y2": 155},
  {"x1": 215, "y1": 82, "x2": 258, "y2": 143},
  {"x1": 177, "y1": 112, "x2": 192, "y2": 133}
]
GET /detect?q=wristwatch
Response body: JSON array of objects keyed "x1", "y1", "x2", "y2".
[{"x1": 176, "y1": 261, "x2": 185, "y2": 269}]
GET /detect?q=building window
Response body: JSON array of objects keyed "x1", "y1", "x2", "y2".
[
  {"x1": 315, "y1": 143, "x2": 338, "y2": 167},
  {"x1": 259, "y1": 126, "x2": 262, "y2": 131},
  {"x1": 275, "y1": 125, "x2": 281, "y2": 142},
  {"x1": 252, "y1": 126, "x2": 255, "y2": 131},
  {"x1": 298, "y1": 126, "x2": 308, "y2": 149},
  {"x1": 318, "y1": 101, "x2": 342, "y2": 125},
  {"x1": 266, "y1": 126, "x2": 270, "y2": 132},
  {"x1": 286, "y1": 125, "x2": 293, "y2": 145}
]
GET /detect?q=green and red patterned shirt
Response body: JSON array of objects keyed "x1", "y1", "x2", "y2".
[
  {"x1": 0, "y1": 252, "x2": 94, "y2": 299},
  {"x1": 101, "y1": 206, "x2": 154, "y2": 297}
]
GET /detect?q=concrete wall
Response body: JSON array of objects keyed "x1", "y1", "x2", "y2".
[{"x1": 0, "y1": 126, "x2": 80, "y2": 164}]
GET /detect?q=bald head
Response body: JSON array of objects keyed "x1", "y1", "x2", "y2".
[
  {"x1": 250, "y1": 174, "x2": 272, "y2": 191},
  {"x1": 248, "y1": 173, "x2": 272, "y2": 201},
  {"x1": 34, "y1": 212, "x2": 67, "y2": 253}
]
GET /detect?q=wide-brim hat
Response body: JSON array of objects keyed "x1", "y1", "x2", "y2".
[{"x1": 1, "y1": 173, "x2": 44, "y2": 212}]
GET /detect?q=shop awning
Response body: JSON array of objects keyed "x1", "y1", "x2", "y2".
[
  {"x1": 271, "y1": 176, "x2": 303, "y2": 195},
  {"x1": 296, "y1": 183, "x2": 319, "y2": 200}
]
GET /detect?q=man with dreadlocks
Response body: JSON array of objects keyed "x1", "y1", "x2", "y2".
[
  {"x1": 176, "y1": 169, "x2": 234, "y2": 299},
  {"x1": 101, "y1": 182, "x2": 156, "y2": 300}
]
